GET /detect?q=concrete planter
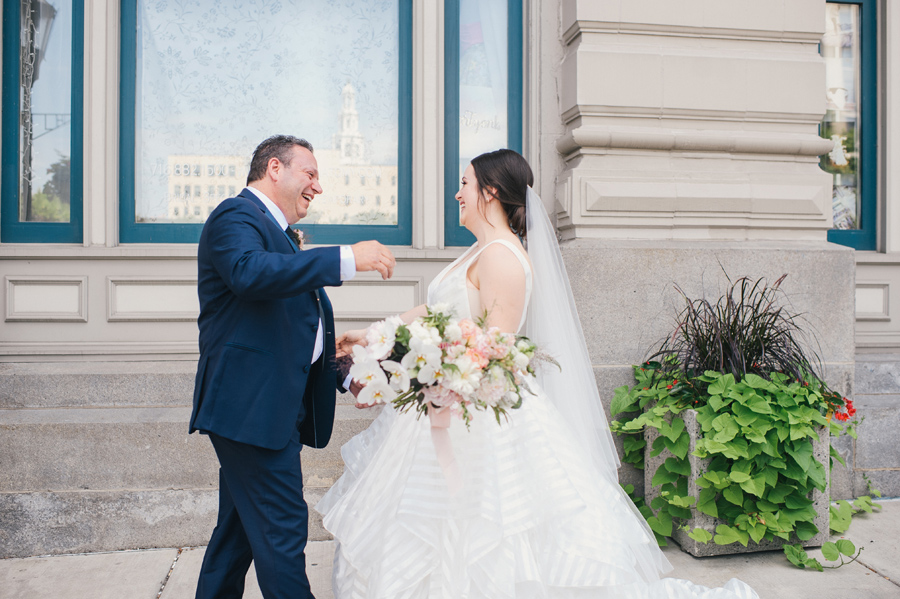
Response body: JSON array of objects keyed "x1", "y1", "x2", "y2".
[{"x1": 645, "y1": 409, "x2": 830, "y2": 557}]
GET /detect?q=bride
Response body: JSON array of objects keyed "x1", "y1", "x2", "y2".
[{"x1": 317, "y1": 149, "x2": 758, "y2": 599}]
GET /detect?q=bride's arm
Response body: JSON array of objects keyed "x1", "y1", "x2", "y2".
[{"x1": 472, "y1": 244, "x2": 527, "y2": 334}]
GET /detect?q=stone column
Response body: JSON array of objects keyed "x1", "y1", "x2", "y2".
[{"x1": 552, "y1": 0, "x2": 856, "y2": 493}]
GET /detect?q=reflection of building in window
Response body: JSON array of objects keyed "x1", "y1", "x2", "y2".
[
  {"x1": 164, "y1": 85, "x2": 397, "y2": 226},
  {"x1": 314, "y1": 83, "x2": 399, "y2": 225},
  {"x1": 165, "y1": 154, "x2": 249, "y2": 222}
]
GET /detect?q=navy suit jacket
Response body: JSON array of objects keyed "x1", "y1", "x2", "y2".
[{"x1": 190, "y1": 189, "x2": 342, "y2": 450}]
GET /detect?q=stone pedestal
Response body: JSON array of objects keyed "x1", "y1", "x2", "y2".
[{"x1": 645, "y1": 410, "x2": 830, "y2": 557}]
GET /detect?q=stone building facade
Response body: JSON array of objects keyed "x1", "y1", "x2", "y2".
[{"x1": 0, "y1": 0, "x2": 898, "y2": 557}]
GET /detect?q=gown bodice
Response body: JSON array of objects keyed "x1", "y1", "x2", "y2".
[{"x1": 426, "y1": 239, "x2": 533, "y2": 331}]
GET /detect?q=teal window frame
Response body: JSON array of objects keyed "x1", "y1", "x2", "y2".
[
  {"x1": 1, "y1": 0, "x2": 84, "y2": 243},
  {"x1": 824, "y1": 0, "x2": 877, "y2": 251},
  {"x1": 444, "y1": 0, "x2": 523, "y2": 247},
  {"x1": 119, "y1": 0, "x2": 413, "y2": 245}
]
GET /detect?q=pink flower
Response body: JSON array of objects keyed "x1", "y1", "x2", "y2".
[{"x1": 424, "y1": 384, "x2": 463, "y2": 408}]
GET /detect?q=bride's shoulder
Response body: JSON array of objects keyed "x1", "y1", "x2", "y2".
[{"x1": 476, "y1": 239, "x2": 530, "y2": 276}]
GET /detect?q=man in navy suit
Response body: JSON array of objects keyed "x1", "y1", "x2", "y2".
[{"x1": 190, "y1": 135, "x2": 394, "y2": 599}]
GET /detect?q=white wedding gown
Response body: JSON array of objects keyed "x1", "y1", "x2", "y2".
[{"x1": 316, "y1": 240, "x2": 758, "y2": 599}]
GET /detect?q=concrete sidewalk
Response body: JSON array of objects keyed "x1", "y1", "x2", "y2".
[{"x1": 2, "y1": 500, "x2": 898, "y2": 599}]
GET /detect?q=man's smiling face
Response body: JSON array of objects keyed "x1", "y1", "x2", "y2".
[{"x1": 273, "y1": 145, "x2": 323, "y2": 224}]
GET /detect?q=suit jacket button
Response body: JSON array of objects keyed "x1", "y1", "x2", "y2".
[{"x1": 303, "y1": 365, "x2": 310, "y2": 373}]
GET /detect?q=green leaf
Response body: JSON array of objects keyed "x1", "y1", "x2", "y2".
[
  {"x1": 611, "y1": 385, "x2": 640, "y2": 416},
  {"x1": 647, "y1": 510, "x2": 673, "y2": 537},
  {"x1": 714, "y1": 524, "x2": 749, "y2": 547},
  {"x1": 660, "y1": 416, "x2": 686, "y2": 443},
  {"x1": 785, "y1": 492, "x2": 812, "y2": 510},
  {"x1": 729, "y1": 471, "x2": 751, "y2": 483},
  {"x1": 745, "y1": 394, "x2": 774, "y2": 414},
  {"x1": 652, "y1": 465, "x2": 680, "y2": 486},
  {"x1": 830, "y1": 500, "x2": 853, "y2": 534},
  {"x1": 723, "y1": 484, "x2": 744, "y2": 506},
  {"x1": 743, "y1": 373, "x2": 771, "y2": 389},
  {"x1": 785, "y1": 441, "x2": 814, "y2": 471},
  {"x1": 650, "y1": 435, "x2": 667, "y2": 458},
  {"x1": 795, "y1": 520, "x2": 818, "y2": 541},
  {"x1": 740, "y1": 475, "x2": 767, "y2": 498},
  {"x1": 664, "y1": 457, "x2": 691, "y2": 477},
  {"x1": 687, "y1": 527, "x2": 713, "y2": 544},
  {"x1": 766, "y1": 484, "x2": 794, "y2": 504},
  {"x1": 708, "y1": 394, "x2": 729, "y2": 412},
  {"x1": 821, "y1": 541, "x2": 840, "y2": 562},
  {"x1": 852, "y1": 496, "x2": 875, "y2": 514},
  {"x1": 697, "y1": 487, "x2": 718, "y2": 517},
  {"x1": 748, "y1": 522, "x2": 767, "y2": 544},
  {"x1": 835, "y1": 539, "x2": 856, "y2": 557},
  {"x1": 668, "y1": 494, "x2": 697, "y2": 508},
  {"x1": 784, "y1": 544, "x2": 807, "y2": 568},
  {"x1": 663, "y1": 431, "x2": 690, "y2": 460},
  {"x1": 808, "y1": 460, "x2": 827, "y2": 491},
  {"x1": 623, "y1": 436, "x2": 646, "y2": 457},
  {"x1": 708, "y1": 374, "x2": 735, "y2": 396}
]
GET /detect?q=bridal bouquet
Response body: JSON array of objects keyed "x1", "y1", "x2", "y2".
[{"x1": 349, "y1": 304, "x2": 540, "y2": 427}]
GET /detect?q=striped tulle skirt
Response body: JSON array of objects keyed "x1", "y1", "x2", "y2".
[{"x1": 315, "y1": 390, "x2": 758, "y2": 599}]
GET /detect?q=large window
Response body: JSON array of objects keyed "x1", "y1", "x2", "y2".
[
  {"x1": 120, "y1": 0, "x2": 412, "y2": 244},
  {"x1": 820, "y1": 0, "x2": 877, "y2": 251},
  {"x1": 2, "y1": 0, "x2": 83, "y2": 243},
  {"x1": 444, "y1": 0, "x2": 523, "y2": 246}
]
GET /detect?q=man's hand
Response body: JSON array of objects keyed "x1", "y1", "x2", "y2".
[
  {"x1": 351, "y1": 240, "x2": 396, "y2": 280},
  {"x1": 348, "y1": 380, "x2": 374, "y2": 409},
  {"x1": 336, "y1": 328, "x2": 367, "y2": 358}
]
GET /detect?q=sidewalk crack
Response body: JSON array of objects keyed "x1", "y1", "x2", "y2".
[{"x1": 157, "y1": 547, "x2": 184, "y2": 598}]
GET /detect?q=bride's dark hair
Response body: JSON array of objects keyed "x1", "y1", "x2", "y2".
[{"x1": 470, "y1": 149, "x2": 533, "y2": 238}]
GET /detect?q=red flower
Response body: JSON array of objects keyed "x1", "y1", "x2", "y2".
[
  {"x1": 835, "y1": 412, "x2": 850, "y2": 422},
  {"x1": 666, "y1": 384, "x2": 673, "y2": 390}
]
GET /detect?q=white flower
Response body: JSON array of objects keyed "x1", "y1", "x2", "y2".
[
  {"x1": 350, "y1": 346, "x2": 388, "y2": 387},
  {"x1": 365, "y1": 316, "x2": 402, "y2": 360},
  {"x1": 356, "y1": 380, "x2": 397, "y2": 407},
  {"x1": 400, "y1": 337, "x2": 443, "y2": 374},
  {"x1": 430, "y1": 303, "x2": 451, "y2": 315},
  {"x1": 417, "y1": 363, "x2": 445, "y2": 386},
  {"x1": 408, "y1": 320, "x2": 442, "y2": 346},
  {"x1": 445, "y1": 355, "x2": 482, "y2": 397},
  {"x1": 514, "y1": 352, "x2": 530, "y2": 371},
  {"x1": 381, "y1": 360, "x2": 411, "y2": 393},
  {"x1": 444, "y1": 323, "x2": 462, "y2": 343}
]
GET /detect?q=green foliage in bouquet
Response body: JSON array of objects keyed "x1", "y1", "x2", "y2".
[{"x1": 609, "y1": 275, "x2": 876, "y2": 569}]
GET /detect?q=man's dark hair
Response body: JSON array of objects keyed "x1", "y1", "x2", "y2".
[{"x1": 246, "y1": 135, "x2": 314, "y2": 184}]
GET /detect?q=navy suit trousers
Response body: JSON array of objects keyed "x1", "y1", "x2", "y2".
[{"x1": 195, "y1": 430, "x2": 313, "y2": 599}]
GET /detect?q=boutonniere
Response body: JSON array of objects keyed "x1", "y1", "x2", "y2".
[{"x1": 286, "y1": 227, "x2": 304, "y2": 249}]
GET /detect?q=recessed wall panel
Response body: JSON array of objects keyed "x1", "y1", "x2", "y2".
[
  {"x1": 108, "y1": 278, "x2": 199, "y2": 322},
  {"x1": 5, "y1": 277, "x2": 88, "y2": 322}
]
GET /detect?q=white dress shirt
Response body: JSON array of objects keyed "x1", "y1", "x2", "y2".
[{"x1": 246, "y1": 187, "x2": 356, "y2": 373}]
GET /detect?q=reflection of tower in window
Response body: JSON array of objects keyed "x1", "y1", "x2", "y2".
[
  {"x1": 376, "y1": 195, "x2": 381, "y2": 206},
  {"x1": 376, "y1": 175, "x2": 381, "y2": 185},
  {"x1": 829, "y1": 134, "x2": 849, "y2": 166},
  {"x1": 344, "y1": 175, "x2": 350, "y2": 185},
  {"x1": 194, "y1": 186, "x2": 201, "y2": 197},
  {"x1": 390, "y1": 195, "x2": 396, "y2": 206},
  {"x1": 359, "y1": 196, "x2": 365, "y2": 206},
  {"x1": 334, "y1": 82, "x2": 367, "y2": 166},
  {"x1": 391, "y1": 175, "x2": 396, "y2": 186}
]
